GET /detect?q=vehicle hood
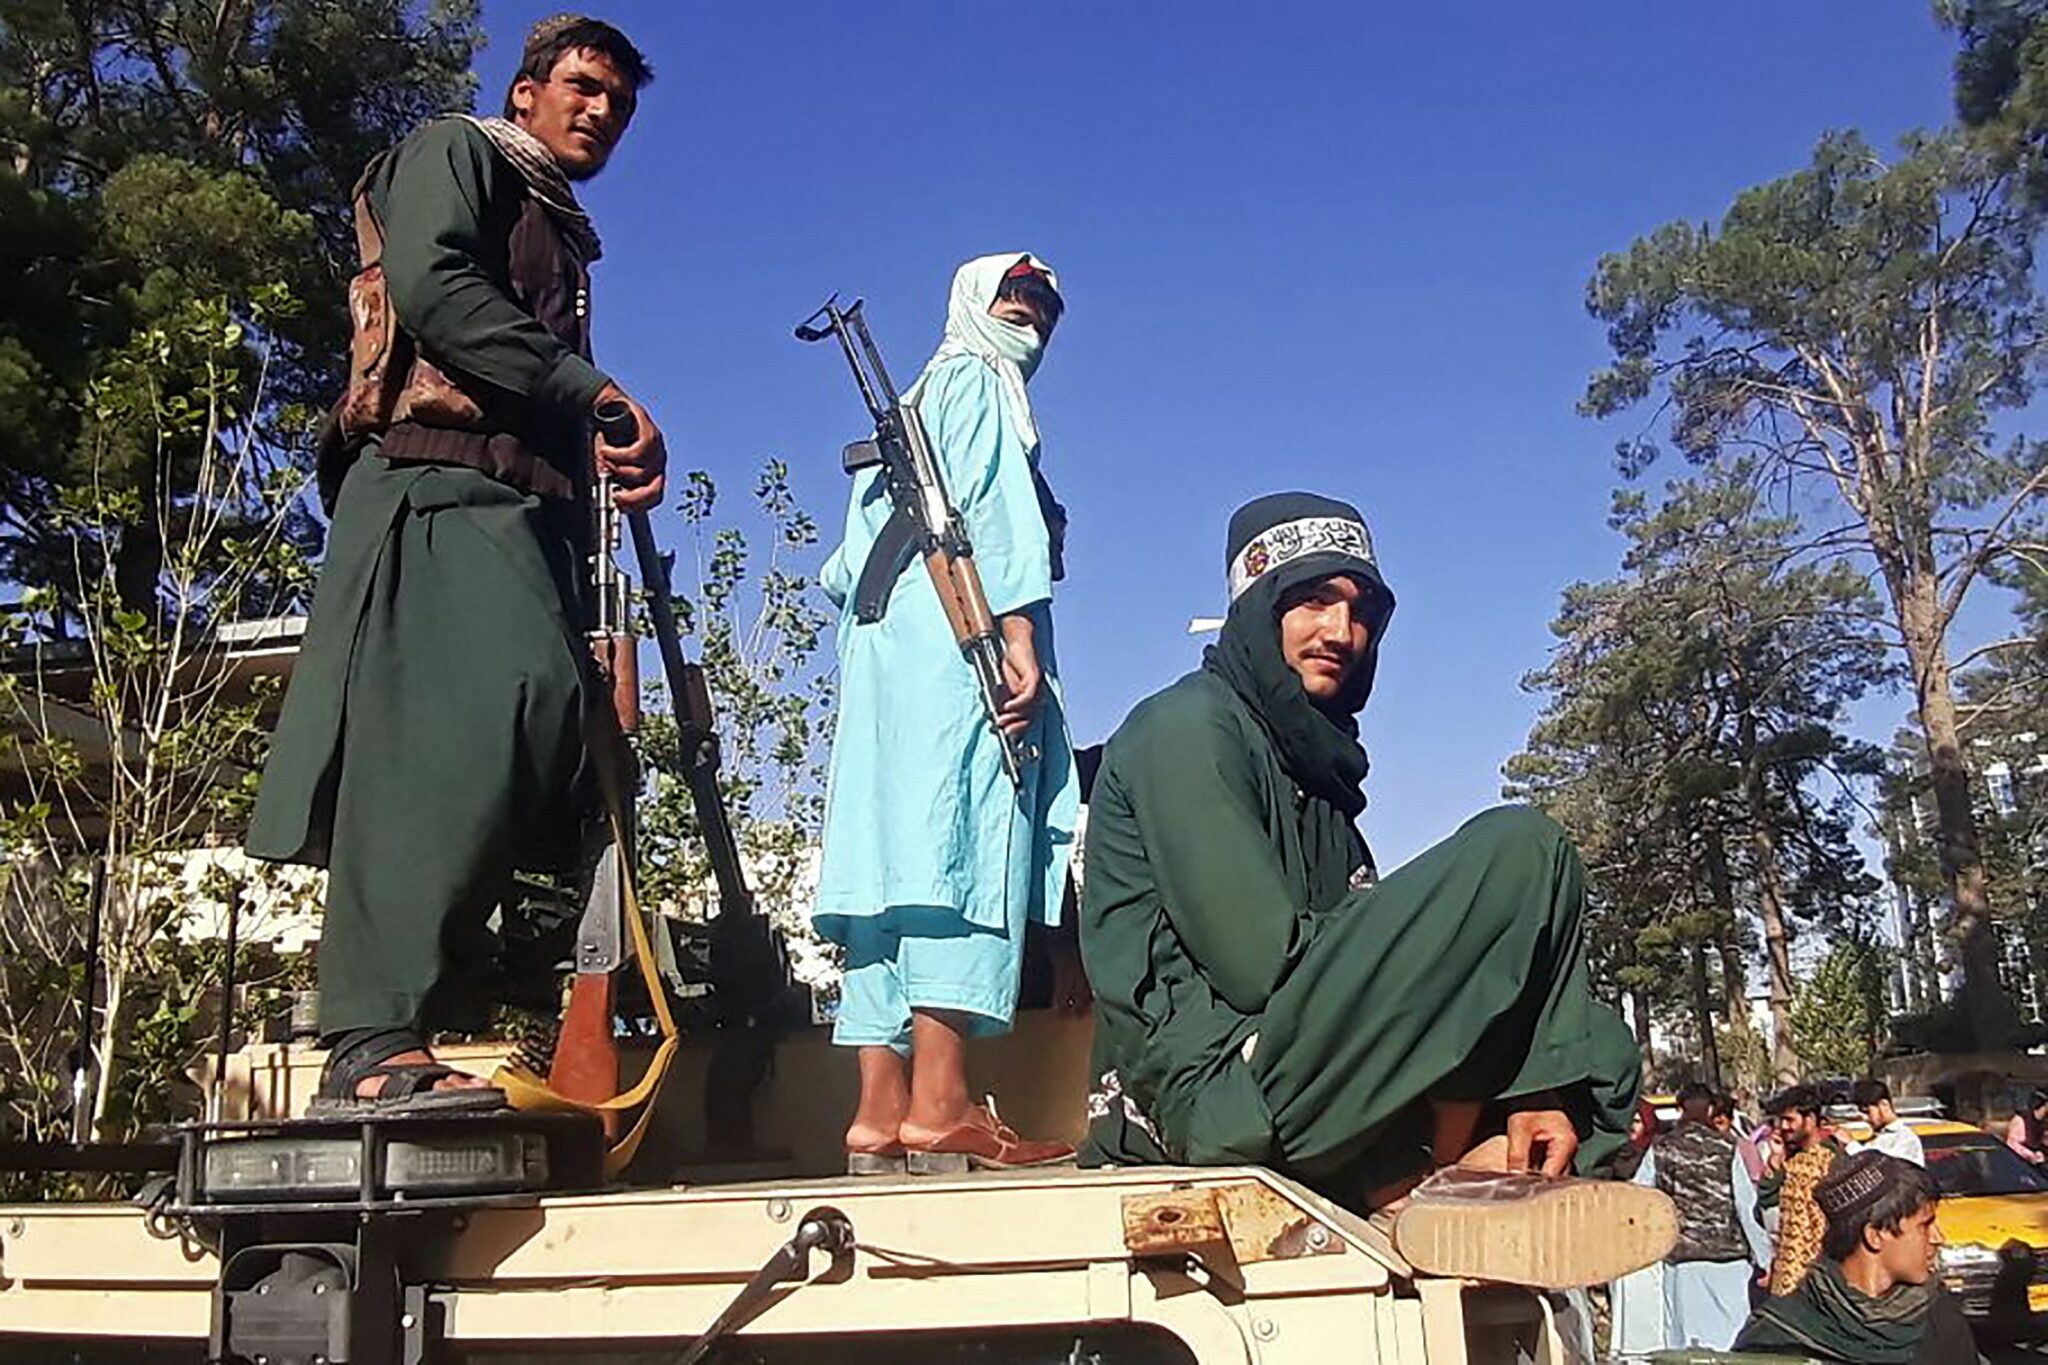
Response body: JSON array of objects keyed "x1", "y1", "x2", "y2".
[{"x1": 1942, "y1": 1193, "x2": 2048, "y2": 1250}]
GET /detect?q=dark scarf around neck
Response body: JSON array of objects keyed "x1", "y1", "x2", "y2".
[{"x1": 1742, "y1": 1260, "x2": 1939, "y2": 1364}]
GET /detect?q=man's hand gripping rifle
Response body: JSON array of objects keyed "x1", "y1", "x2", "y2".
[
  {"x1": 593, "y1": 401, "x2": 792, "y2": 1023},
  {"x1": 795, "y1": 296, "x2": 1032, "y2": 788},
  {"x1": 510, "y1": 404, "x2": 795, "y2": 1167}
]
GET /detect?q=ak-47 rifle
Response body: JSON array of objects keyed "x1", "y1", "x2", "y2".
[
  {"x1": 795, "y1": 296, "x2": 1032, "y2": 789},
  {"x1": 546, "y1": 454, "x2": 638, "y2": 1114}
]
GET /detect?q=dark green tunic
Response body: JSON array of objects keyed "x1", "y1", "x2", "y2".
[
  {"x1": 247, "y1": 119, "x2": 609, "y2": 1036},
  {"x1": 1079, "y1": 667, "x2": 1640, "y2": 1200}
]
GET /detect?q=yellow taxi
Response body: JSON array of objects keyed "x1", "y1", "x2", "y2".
[{"x1": 1863, "y1": 1119, "x2": 2048, "y2": 1322}]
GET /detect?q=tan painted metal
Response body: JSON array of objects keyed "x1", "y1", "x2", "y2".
[
  {"x1": 199, "y1": 1008, "x2": 1097, "y2": 1181},
  {"x1": 18, "y1": 1006, "x2": 1583, "y2": 1359},
  {"x1": 0, "y1": 1164, "x2": 1568, "y2": 1361}
]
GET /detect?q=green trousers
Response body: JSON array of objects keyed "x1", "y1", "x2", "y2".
[
  {"x1": 1248, "y1": 806, "x2": 1640, "y2": 1191},
  {"x1": 248, "y1": 455, "x2": 590, "y2": 1037}
]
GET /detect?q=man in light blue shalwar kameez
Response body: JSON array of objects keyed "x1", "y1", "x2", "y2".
[{"x1": 813, "y1": 253, "x2": 1080, "y2": 1172}]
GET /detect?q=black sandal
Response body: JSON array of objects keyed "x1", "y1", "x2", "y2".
[{"x1": 309, "y1": 1029, "x2": 509, "y2": 1118}]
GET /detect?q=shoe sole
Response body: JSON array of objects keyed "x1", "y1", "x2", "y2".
[
  {"x1": 306, "y1": 1086, "x2": 510, "y2": 1120},
  {"x1": 903, "y1": 1150, "x2": 1077, "y2": 1175},
  {"x1": 905, "y1": 1150, "x2": 971, "y2": 1176},
  {"x1": 846, "y1": 1150, "x2": 907, "y2": 1176},
  {"x1": 1393, "y1": 1180, "x2": 1678, "y2": 1290}
]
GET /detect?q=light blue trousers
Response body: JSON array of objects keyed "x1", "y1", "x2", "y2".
[{"x1": 828, "y1": 908, "x2": 1023, "y2": 1052}]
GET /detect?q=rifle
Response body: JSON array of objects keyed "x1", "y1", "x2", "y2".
[
  {"x1": 520, "y1": 401, "x2": 799, "y2": 1158},
  {"x1": 794, "y1": 296, "x2": 1031, "y2": 788},
  {"x1": 592, "y1": 402, "x2": 793, "y2": 1033},
  {"x1": 546, "y1": 458, "x2": 638, "y2": 1116}
]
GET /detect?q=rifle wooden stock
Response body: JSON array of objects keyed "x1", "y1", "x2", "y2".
[
  {"x1": 549, "y1": 971, "x2": 622, "y2": 1141},
  {"x1": 605, "y1": 632, "x2": 640, "y2": 734},
  {"x1": 925, "y1": 546, "x2": 1031, "y2": 785}
]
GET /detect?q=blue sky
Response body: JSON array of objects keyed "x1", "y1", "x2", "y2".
[{"x1": 477, "y1": 2, "x2": 1963, "y2": 868}]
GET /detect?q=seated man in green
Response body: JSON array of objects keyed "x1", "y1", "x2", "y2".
[
  {"x1": 1079, "y1": 492, "x2": 1662, "y2": 1283},
  {"x1": 1735, "y1": 1152, "x2": 1980, "y2": 1363}
]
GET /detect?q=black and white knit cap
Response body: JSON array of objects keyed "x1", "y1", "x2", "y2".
[{"x1": 1815, "y1": 1150, "x2": 1903, "y2": 1222}]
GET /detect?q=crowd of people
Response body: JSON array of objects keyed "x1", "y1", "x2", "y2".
[{"x1": 1608, "y1": 1078, "x2": 1981, "y2": 1363}]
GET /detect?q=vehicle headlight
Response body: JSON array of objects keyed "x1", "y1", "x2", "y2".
[{"x1": 1939, "y1": 1243, "x2": 2003, "y2": 1270}]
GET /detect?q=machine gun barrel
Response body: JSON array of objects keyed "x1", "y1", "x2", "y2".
[
  {"x1": 589, "y1": 469, "x2": 640, "y2": 734},
  {"x1": 594, "y1": 401, "x2": 756, "y2": 917}
]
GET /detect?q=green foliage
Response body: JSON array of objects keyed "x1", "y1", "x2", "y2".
[
  {"x1": 0, "y1": 3, "x2": 476, "y2": 1150},
  {"x1": 1508, "y1": 469, "x2": 1890, "y2": 1079},
  {"x1": 635, "y1": 462, "x2": 838, "y2": 988},
  {"x1": 1943, "y1": 0, "x2": 2048, "y2": 204},
  {"x1": 1581, "y1": 117, "x2": 2048, "y2": 1043},
  {"x1": 1716, "y1": 1019, "x2": 1774, "y2": 1099},
  {"x1": 1789, "y1": 939, "x2": 1895, "y2": 1079},
  {"x1": 0, "y1": 285, "x2": 323, "y2": 1150},
  {"x1": 0, "y1": 0, "x2": 483, "y2": 618}
]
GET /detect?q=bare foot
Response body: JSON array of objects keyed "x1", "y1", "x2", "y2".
[
  {"x1": 898, "y1": 1104, "x2": 978, "y2": 1147},
  {"x1": 845, "y1": 1121, "x2": 902, "y2": 1152},
  {"x1": 356, "y1": 1048, "x2": 492, "y2": 1098}
]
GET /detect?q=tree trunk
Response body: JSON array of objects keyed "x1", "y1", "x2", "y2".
[
  {"x1": 1701, "y1": 821, "x2": 1751, "y2": 1024},
  {"x1": 1909, "y1": 894, "x2": 1940, "y2": 1012},
  {"x1": 89, "y1": 964, "x2": 124, "y2": 1143},
  {"x1": 1691, "y1": 941, "x2": 1722, "y2": 1088},
  {"x1": 1739, "y1": 713, "x2": 1802, "y2": 1085},
  {"x1": 1718, "y1": 941, "x2": 1749, "y2": 1027},
  {"x1": 1896, "y1": 567, "x2": 2018, "y2": 1047},
  {"x1": 87, "y1": 856, "x2": 140, "y2": 1141}
]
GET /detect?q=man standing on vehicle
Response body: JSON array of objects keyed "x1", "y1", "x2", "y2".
[
  {"x1": 812, "y1": 255, "x2": 1080, "y2": 1173},
  {"x1": 1853, "y1": 1080, "x2": 1926, "y2": 1167},
  {"x1": 247, "y1": 16, "x2": 665, "y2": 1110},
  {"x1": 1077, "y1": 492, "x2": 1669, "y2": 1285},
  {"x1": 1763, "y1": 1085, "x2": 1849, "y2": 1295}
]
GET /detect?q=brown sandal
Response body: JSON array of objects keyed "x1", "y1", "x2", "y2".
[{"x1": 902, "y1": 1097, "x2": 1074, "y2": 1174}]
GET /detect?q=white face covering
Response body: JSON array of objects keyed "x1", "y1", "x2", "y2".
[
  {"x1": 905, "y1": 252, "x2": 1060, "y2": 451},
  {"x1": 959, "y1": 297, "x2": 1047, "y2": 380}
]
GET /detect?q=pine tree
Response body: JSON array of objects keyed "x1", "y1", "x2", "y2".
[
  {"x1": 1582, "y1": 128, "x2": 2048, "y2": 1047},
  {"x1": 1509, "y1": 470, "x2": 1889, "y2": 1082},
  {"x1": 0, "y1": 0, "x2": 483, "y2": 623}
]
